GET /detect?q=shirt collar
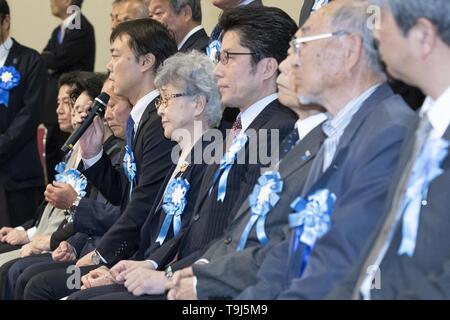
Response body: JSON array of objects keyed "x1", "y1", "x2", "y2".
[
  {"x1": 420, "y1": 86, "x2": 450, "y2": 139},
  {"x1": 296, "y1": 113, "x2": 328, "y2": 141},
  {"x1": 239, "y1": 0, "x2": 255, "y2": 6},
  {"x1": 239, "y1": 93, "x2": 278, "y2": 132},
  {"x1": 323, "y1": 84, "x2": 380, "y2": 138},
  {"x1": 0, "y1": 37, "x2": 13, "y2": 66},
  {"x1": 177, "y1": 26, "x2": 204, "y2": 51},
  {"x1": 130, "y1": 89, "x2": 160, "y2": 130},
  {"x1": 62, "y1": 12, "x2": 78, "y2": 30}
]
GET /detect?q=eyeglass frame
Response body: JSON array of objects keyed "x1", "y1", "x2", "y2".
[
  {"x1": 215, "y1": 50, "x2": 257, "y2": 65},
  {"x1": 155, "y1": 93, "x2": 190, "y2": 110},
  {"x1": 289, "y1": 30, "x2": 351, "y2": 55}
]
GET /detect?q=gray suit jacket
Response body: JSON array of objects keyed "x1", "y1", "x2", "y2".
[
  {"x1": 299, "y1": 0, "x2": 315, "y2": 27},
  {"x1": 237, "y1": 84, "x2": 416, "y2": 300},
  {"x1": 328, "y1": 120, "x2": 450, "y2": 300},
  {"x1": 192, "y1": 123, "x2": 326, "y2": 299}
]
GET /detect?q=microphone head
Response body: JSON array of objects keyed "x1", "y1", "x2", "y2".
[
  {"x1": 94, "y1": 92, "x2": 111, "y2": 117},
  {"x1": 97, "y1": 92, "x2": 110, "y2": 105}
]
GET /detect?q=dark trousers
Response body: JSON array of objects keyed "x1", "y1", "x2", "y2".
[
  {"x1": 44, "y1": 123, "x2": 70, "y2": 184},
  {"x1": 68, "y1": 283, "x2": 165, "y2": 300},
  {"x1": 6, "y1": 253, "x2": 54, "y2": 300},
  {"x1": 23, "y1": 264, "x2": 98, "y2": 300},
  {"x1": 0, "y1": 243, "x2": 20, "y2": 254},
  {"x1": 0, "y1": 257, "x2": 20, "y2": 299},
  {"x1": 0, "y1": 186, "x2": 43, "y2": 227}
]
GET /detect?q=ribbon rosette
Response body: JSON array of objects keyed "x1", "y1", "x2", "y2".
[
  {"x1": 54, "y1": 162, "x2": 88, "y2": 198},
  {"x1": 288, "y1": 189, "x2": 336, "y2": 276},
  {"x1": 156, "y1": 178, "x2": 191, "y2": 245},
  {"x1": 0, "y1": 66, "x2": 21, "y2": 107},
  {"x1": 209, "y1": 133, "x2": 248, "y2": 202},
  {"x1": 237, "y1": 171, "x2": 283, "y2": 251},
  {"x1": 397, "y1": 136, "x2": 449, "y2": 256},
  {"x1": 123, "y1": 145, "x2": 137, "y2": 199}
]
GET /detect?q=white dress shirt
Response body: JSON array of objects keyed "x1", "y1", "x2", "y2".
[{"x1": 0, "y1": 37, "x2": 12, "y2": 67}]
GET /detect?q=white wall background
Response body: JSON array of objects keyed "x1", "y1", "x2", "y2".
[{"x1": 8, "y1": 0, "x2": 303, "y2": 72}]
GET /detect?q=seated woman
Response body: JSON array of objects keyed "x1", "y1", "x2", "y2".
[{"x1": 22, "y1": 51, "x2": 223, "y2": 300}]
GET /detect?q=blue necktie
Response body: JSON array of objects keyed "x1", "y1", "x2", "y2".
[
  {"x1": 126, "y1": 116, "x2": 135, "y2": 148},
  {"x1": 279, "y1": 128, "x2": 300, "y2": 159}
]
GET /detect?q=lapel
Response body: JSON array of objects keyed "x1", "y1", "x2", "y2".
[
  {"x1": 132, "y1": 98, "x2": 157, "y2": 151},
  {"x1": 232, "y1": 121, "x2": 326, "y2": 222},
  {"x1": 304, "y1": 84, "x2": 395, "y2": 193},
  {"x1": 180, "y1": 29, "x2": 208, "y2": 52},
  {"x1": 195, "y1": 100, "x2": 282, "y2": 207},
  {"x1": 279, "y1": 122, "x2": 326, "y2": 180},
  {"x1": 299, "y1": 0, "x2": 315, "y2": 26},
  {"x1": 441, "y1": 125, "x2": 450, "y2": 171}
]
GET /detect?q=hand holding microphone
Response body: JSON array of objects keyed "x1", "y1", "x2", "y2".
[{"x1": 61, "y1": 92, "x2": 110, "y2": 155}]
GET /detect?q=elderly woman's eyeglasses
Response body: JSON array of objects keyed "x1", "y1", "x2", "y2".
[
  {"x1": 155, "y1": 93, "x2": 189, "y2": 110},
  {"x1": 290, "y1": 30, "x2": 350, "y2": 55},
  {"x1": 215, "y1": 50, "x2": 257, "y2": 65}
]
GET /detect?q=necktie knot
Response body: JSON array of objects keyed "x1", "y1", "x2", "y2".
[
  {"x1": 126, "y1": 116, "x2": 135, "y2": 148},
  {"x1": 231, "y1": 115, "x2": 242, "y2": 140}
]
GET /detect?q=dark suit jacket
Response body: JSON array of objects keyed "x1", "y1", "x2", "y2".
[
  {"x1": 41, "y1": 13, "x2": 95, "y2": 124},
  {"x1": 83, "y1": 97, "x2": 176, "y2": 264},
  {"x1": 299, "y1": 0, "x2": 315, "y2": 27},
  {"x1": 131, "y1": 135, "x2": 220, "y2": 262},
  {"x1": 328, "y1": 119, "x2": 450, "y2": 300},
  {"x1": 0, "y1": 39, "x2": 46, "y2": 190},
  {"x1": 148, "y1": 100, "x2": 298, "y2": 270},
  {"x1": 179, "y1": 28, "x2": 209, "y2": 53},
  {"x1": 192, "y1": 123, "x2": 327, "y2": 299},
  {"x1": 238, "y1": 84, "x2": 416, "y2": 300}
]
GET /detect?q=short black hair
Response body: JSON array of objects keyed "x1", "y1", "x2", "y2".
[
  {"x1": 58, "y1": 71, "x2": 91, "y2": 105},
  {"x1": 73, "y1": 73, "x2": 108, "y2": 102},
  {"x1": 110, "y1": 18, "x2": 178, "y2": 75},
  {"x1": 0, "y1": 0, "x2": 9, "y2": 15},
  {"x1": 219, "y1": 6, "x2": 298, "y2": 66},
  {"x1": 71, "y1": 0, "x2": 83, "y2": 9}
]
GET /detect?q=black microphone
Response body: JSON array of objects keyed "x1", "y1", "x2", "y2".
[{"x1": 61, "y1": 92, "x2": 110, "y2": 154}]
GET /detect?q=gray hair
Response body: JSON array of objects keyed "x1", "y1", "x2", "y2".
[
  {"x1": 377, "y1": 0, "x2": 450, "y2": 46},
  {"x1": 171, "y1": 0, "x2": 202, "y2": 23},
  {"x1": 155, "y1": 51, "x2": 222, "y2": 128},
  {"x1": 331, "y1": 0, "x2": 386, "y2": 79}
]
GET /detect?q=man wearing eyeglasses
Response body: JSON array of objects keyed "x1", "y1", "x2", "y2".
[
  {"x1": 234, "y1": 0, "x2": 416, "y2": 300},
  {"x1": 328, "y1": 0, "x2": 450, "y2": 300}
]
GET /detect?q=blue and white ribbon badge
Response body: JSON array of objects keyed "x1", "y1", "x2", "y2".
[
  {"x1": 123, "y1": 145, "x2": 137, "y2": 199},
  {"x1": 0, "y1": 66, "x2": 20, "y2": 107}
]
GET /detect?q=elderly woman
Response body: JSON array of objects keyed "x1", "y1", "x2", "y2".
[{"x1": 59, "y1": 50, "x2": 223, "y2": 300}]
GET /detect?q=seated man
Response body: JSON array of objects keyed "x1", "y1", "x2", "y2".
[{"x1": 328, "y1": 0, "x2": 450, "y2": 300}]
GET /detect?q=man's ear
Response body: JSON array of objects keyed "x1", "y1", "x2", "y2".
[
  {"x1": 259, "y1": 57, "x2": 279, "y2": 81},
  {"x1": 140, "y1": 53, "x2": 156, "y2": 73},
  {"x1": 181, "y1": 5, "x2": 193, "y2": 23},
  {"x1": 412, "y1": 17, "x2": 439, "y2": 59}
]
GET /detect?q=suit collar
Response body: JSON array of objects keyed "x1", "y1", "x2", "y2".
[
  {"x1": 133, "y1": 97, "x2": 158, "y2": 149},
  {"x1": 332, "y1": 83, "x2": 393, "y2": 158},
  {"x1": 233, "y1": 123, "x2": 326, "y2": 222},
  {"x1": 195, "y1": 99, "x2": 285, "y2": 207},
  {"x1": 178, "y1": 26, "x2": 206, "y2": 51},
  {"x1": 279, "y1": 123, "x2": 326, "y2": 179}
]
